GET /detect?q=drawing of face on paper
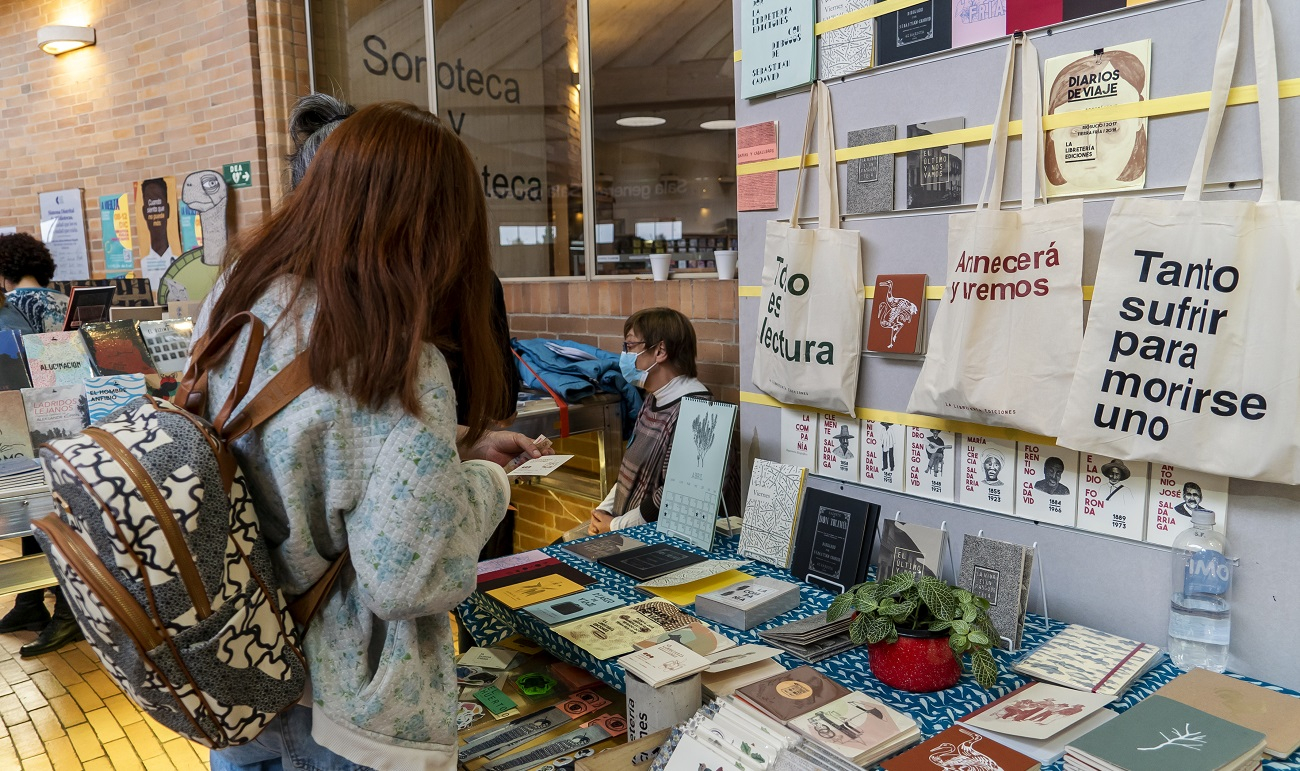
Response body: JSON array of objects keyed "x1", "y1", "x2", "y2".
[{"x1": 180, "y1": 170, "x2": 228, "y2": 266}]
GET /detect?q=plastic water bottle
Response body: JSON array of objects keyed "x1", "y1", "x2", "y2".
[{"x1": 1167, "y1": 509, "x2": 1231, "y2": 672}]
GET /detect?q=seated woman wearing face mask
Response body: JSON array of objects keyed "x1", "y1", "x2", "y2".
[{"x1": 588, "y1": 308, "x2": 739, "y2": 534}]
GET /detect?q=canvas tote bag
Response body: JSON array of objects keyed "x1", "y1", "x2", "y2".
[
  {"x1": 1059, "y1": 0, "x2": 1300, "y2": 483},
  {"x1": 907, "y1": 35, "x2": 1085, "y2": 436},
  {"x1": 752, "y1": 81, "x2": 865, "y2": 415}
]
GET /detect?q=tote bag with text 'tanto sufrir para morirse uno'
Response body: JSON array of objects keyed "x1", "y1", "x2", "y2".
[{"x1": 1060, "y1": 0, "x2": 1300, "y2": 484}]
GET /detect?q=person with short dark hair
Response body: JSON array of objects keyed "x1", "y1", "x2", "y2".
[
  {"x1": 0, "y1": 232, "x2": 68, "y2": 333},
  {"x1": 0, "y1": 233, "x2": 76, "y2": 657},
  {"x1": 1035, "y1": 456, "x2": 1071, "y2": 496},
  {"x1": 588, "y1": 307, "x2": 739, "y2": 533}
]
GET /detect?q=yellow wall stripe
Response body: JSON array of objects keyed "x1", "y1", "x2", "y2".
[
  {"x1": 737, "y1": 79, "x2": 1300, "y2": 176},
  {"x1": 740, "y1": 390, "x2": 1057, "y2": 444},
  {"x1": 741, "y1": 285, "x2": 1096, "y2": 300}
]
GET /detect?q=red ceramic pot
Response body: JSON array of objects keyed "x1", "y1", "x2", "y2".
[{"x1": 866, "y1": 627, "x2": 963, "y2": 692}]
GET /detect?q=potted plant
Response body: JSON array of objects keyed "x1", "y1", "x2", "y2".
[{"x1": 827, "y1": 572, "x2": 999, "y2": 691}]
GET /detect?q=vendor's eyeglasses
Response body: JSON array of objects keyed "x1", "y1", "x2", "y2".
[{"x1": 622, "y1": 340, "x2": 648, "y2": 352}]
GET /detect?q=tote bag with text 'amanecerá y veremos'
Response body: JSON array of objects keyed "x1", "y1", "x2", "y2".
[
  {"x1": 1059, "y1": 0, "x2": 1300, "y2": 484},
  {"x1": 908, "y1": 34, "x2": 1085, "y2": 437},
  {"x1": 752, "y1": 81, "x2": 864, "y2": 416}
]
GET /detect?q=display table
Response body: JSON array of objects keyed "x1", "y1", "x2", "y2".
[{"x1": 458, "y1": 525, "x2": 1300, "y2": 771}]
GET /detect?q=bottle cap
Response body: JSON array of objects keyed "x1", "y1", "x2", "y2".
[{"x1": 1191, "y1": 509, "x2": 1215, "y2": 526}]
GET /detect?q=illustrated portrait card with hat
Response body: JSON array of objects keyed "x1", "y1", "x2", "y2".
[
  {"x1": 818, "y1": 413, "x2": 859, "y2": 482},
  {"x1": 1077, "y1": 454, "x2": 1150, "y2": 541}
]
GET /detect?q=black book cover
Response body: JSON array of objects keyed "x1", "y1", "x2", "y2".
[
  {"x1": 1063, "y1": 0, "x2": 1124, "y2": 21},
  {"x1": 788, "y1": 475, "x2": 881, "y2": 593},
  {"x1": 597, "y1": 543, "x2": 707, "y2": 582},
  {"x1": 876, "y1": 0, "x2": 953, "y2": 67},
  {"x1": 0, "y1": 330, "x2": 31, "y2": 391},
  {"x1": 475, "y1": 561, "x2": 597, "y2": 594},
  {"x1": 81, "y1": 321, "x2": 158, "y2": 376}
]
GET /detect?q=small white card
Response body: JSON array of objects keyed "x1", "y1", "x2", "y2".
[{"x1": 507, "y1": 454, "x2": 575, "y2": 477}]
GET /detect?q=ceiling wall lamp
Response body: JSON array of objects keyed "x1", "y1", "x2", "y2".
[
  {"x1": 37, "y1": 25, "x2": 96, "y2": 55},
  {"x1": 700, "y1": 119, "x2": 737, "y2": 130},
  {"x1": 616, "y1": 116, "x2": 665, "y2": 127}
]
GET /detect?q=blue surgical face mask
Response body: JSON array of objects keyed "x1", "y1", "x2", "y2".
[{"x1": 620, "y1": 350, "x2": 655, "y2": 388}]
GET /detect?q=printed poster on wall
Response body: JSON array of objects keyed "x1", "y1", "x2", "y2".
[
  {"x1": 1015, "y1": 442, "x2": 1078, "y2": 527},
  {"x1": 1145, "y1": 465, "x2": 1229, "y2": 547},
  {"x1": 37, "y1": 189, "x2": 91, "y2": 282},
  {"x1": 907, "y1": 425, "x2": 955, "y2": 501},
  {"x1": 98, "y1": 194, "x2": 134, "y2": 278},
  {"x1": 179, "y1": 201, "x2": 202, "y2": 253},
  {"x1": 952, "y1": 0, "x2": 1007, "y2": 48},
  {"x1": 1077, "y1": 453, "x2": 1148, "y2": 540},
  {"x1": 741, "y1": 0, "x2": 816, "y2": 99},
  {"x1": 1043, "y1": 40, "x2": 1151, "y2": 197},
  {"x1": 738, "y1": 121, "x2": 779, "y2": 211},
  {"x1": 780, "y1": 407, "x2": 817, "y2": 469},
  {"x1": 133, "y1": 177, "x2": 182, "y2": 291},
  {"x1": 818, "y1": 413, "x2": 859, "y2": 482},
  {"x1": 860, "y1": 419, "x2": 905, "y2": 491},
  {"x1": 961, "y1": 434, "x2": 1016, "y2": 515},
  {"x1": 818, "y1": 0, "x2": 874, "y2": 80}
]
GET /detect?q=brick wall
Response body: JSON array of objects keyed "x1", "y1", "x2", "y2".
[
  {"x1": 0, "y1": 0, "x2": 301, "y2": 276},
  {"x1": 503, "y1": 278, "x2": 741, "y2": 549}
]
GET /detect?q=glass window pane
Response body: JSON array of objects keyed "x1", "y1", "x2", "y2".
[
  {"x1": 310, "y1": 0, "x2": 431, "y2": 110},
  {"x1": 433, "y1": 0, "x2": 586, "y2": 277},
  {"x1": 590, "y1": 0, "x2": 736, "y2": 277}
]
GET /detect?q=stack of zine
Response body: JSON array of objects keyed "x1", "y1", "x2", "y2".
[
  {"x1": 957, "y1": 682, "x2": 1116, "y2": 764},
  {"x1": 758, "y1": 611, "x2": 854, "y2": 663},
  {"x1": 0, "y1": 458, "x2": 47, "y2": 497},
  {"x1": 618, "y1": 640, "x2": 712, "y2": 687},
  {"x1": 661, "y1": 695, "x2": 902, "y2": 771},
  {"x1": 733, "y1": 666, "x2": 921, "y2": 767},
  {"x1": 1064, "y1": 696, "x2": 1266, "y2": 771}
]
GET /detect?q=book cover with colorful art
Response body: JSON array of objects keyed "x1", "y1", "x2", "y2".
[
  {"x1": 22, "y1": 332, "x2": 93, "y2": 387},
  {"x1": 0, "y1": 330, "x2": 31, "y2": 391},
  {"x1": 81, "y1": 321, "x2": 158, "y2": 376},
  {"x1": 20, "y1": 385, "x2": 88, "y2": 448}
]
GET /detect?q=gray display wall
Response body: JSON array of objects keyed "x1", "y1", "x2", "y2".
[{"x1": 733, "y1": 0, "x2": 1300, "y2": 690}]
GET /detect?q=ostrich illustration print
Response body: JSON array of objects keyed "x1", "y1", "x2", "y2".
[
  {"x1": 876, "y1": 279, "x2": 920, "y2": 349},
  {"x1": 692, "y1": 412, "x2": 718, "y2": 467},
  {"x1": 928, "y1": 729, "x2": 1007, "y2": 771}
]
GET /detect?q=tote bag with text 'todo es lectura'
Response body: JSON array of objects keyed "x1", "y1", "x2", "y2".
[
  {"x1": 1059, "y1": 0, "x2": 1300, "y2": 483},
  {"x1": 908, "y1": 34, "x2": 1085, "y2": 437},
  {"x1": 753, "y1": 81, "x2": 864, "y2": 415}
]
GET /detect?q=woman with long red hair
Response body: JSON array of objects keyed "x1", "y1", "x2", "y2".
[{"x1": 203, "y1": 101, "x2": 539, "y2": 771}]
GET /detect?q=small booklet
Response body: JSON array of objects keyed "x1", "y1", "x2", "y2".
[{"x1": 619, "y1": 640, "x2": 712, "y2": 687}]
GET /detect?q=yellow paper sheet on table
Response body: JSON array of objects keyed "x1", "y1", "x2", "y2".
[
  {"x1": 486, "y1": 575, "x2": 585, "y2": 609},
  {"x1": 640, "y1": 570, "x2": 755, "y2": 607}
]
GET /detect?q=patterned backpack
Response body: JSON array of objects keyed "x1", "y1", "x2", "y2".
[{"x1": 31, "y1": 311, "x2": 344, "y2": 748}]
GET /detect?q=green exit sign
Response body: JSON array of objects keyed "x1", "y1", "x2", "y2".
[{"x1": 223, "y1": 161, "x2": 252, "y2": 188}]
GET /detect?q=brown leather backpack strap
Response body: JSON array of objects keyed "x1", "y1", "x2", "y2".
[
  {"x1": 176, "y1": 311, "x2": 268, "y2": 418},
  {"x1": 217, "y1": 356, "x2": 313, "y2": 442},
  {"x1": 287, "y1": 548, "x2": 349, "y2": 630}
]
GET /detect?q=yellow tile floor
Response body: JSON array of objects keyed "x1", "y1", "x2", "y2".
[{"x1": 0, "y1": 541, "x2": 212, "y2": 770}]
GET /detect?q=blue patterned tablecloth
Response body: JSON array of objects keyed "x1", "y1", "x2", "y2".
[{"x1": 458, "y1": 525, "x2": 1300, "y2": 771}]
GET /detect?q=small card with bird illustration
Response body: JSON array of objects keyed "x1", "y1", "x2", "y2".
[
  {"x1": 657, "y1": 397, "x2": 739, "y2": 550},
  {"x1": 866, "y1": 274, "x2": 927, "y2": 355}
]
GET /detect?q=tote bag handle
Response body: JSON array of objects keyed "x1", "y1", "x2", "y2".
[
  {"x1": 978, "y1": 33, "x2": 1046, "y2": 213},
  {"x1": 1185, "y1": 0, "x2": 1280, "y2": 203},
  {"x1": 788, "y1": 81, "x2": 842, "y2": 229}
]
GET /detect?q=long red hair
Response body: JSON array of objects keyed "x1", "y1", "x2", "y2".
[{"x1": 206, "y1": 101, "x2": 504, "y2": 443}]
